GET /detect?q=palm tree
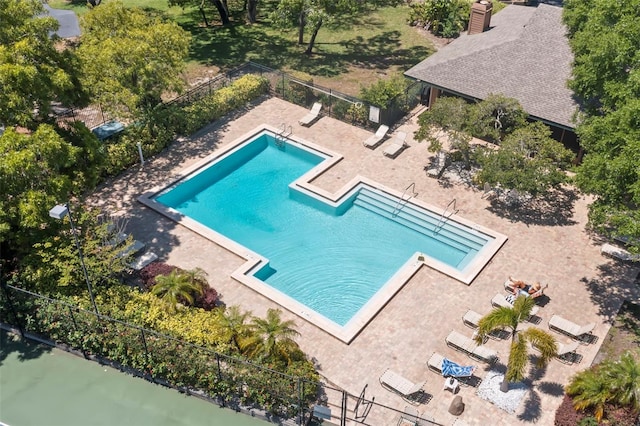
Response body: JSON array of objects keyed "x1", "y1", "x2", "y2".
[
  {"x1": 607, "y1": 351, "x2": 640, "y2": 413},
  {"x1": 567, "y1": 351, "x2": 640, "y2": 421},
  {"x1": 475, "y1": 295, "x2": 557, "y2": 392},
  {"x1": 566, "y1": 365, "x2": 612, "y2": 421},
  {"x1": 151, "y1": 269, "x2": 204, "y2": 313},
  {"x1": 243, "y1": 308, "x2": 300, "y2": 364},
  {"x1": 220, "y1": 305, "x2": 252, "y2": 353},
  {"x1": 182, "y1": 267, "x2": 208, "y2": 288}
]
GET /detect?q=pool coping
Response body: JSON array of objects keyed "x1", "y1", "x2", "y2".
[{"x1": 138, "y1": 125, "x2": 507, "y2": 344}]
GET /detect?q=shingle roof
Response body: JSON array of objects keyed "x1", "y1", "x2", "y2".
[{"x1": 405, "y1": 4, "x2": 577, "y2": 129}]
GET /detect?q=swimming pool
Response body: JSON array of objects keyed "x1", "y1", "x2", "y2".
[{"x1": 140, "y1": 126, "x2": 507, "y2": 342}]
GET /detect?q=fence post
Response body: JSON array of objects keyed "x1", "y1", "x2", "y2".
[
  {"x1": 1, "y1": 284, "x2": 24, "y2": 338},
  {"x1": 341, "y1": 390, "x2": 347, "y2": 426},
  {"x1": 140, "y1": 329, "x2": 153, "y2": 377},
  {"x1": 67, "y1": 305, "x2": 88, "y2": 359},
  {"x1": 215, "y1": 353, "x2": 225, "y2": 407},
  {"x1": 297, "y1": 378, "x2": 303, "y2": 426}
]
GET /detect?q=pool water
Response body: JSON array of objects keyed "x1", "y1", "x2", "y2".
[{"x1": 155, "y1": 133, "x2": 490, "y2": 326}]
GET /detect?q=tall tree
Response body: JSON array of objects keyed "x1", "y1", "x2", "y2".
[
  {"x1": 564, "y1": 0, "x2": 640, "y2": 251},
  {"x1": 170, "y1": 0, "x2": 230, "y2": 25},
  {"x1": 0, "y1": 126, "x2": 78, "y2": 252},
  {"x1": 475, "y1": 296, "x2": 558, "y2": 392},
  {"x1": 77, "y1": 1, "x2": 191, "y2": 120},
  {"x1": 467, "y1": 94, "x2": 528, "y2": 144},
  {"x1": 474, "y1": 122, "x2": 574, "y2": 198},
  {"x1": 0, "y1": 0, "x2": 87, "y2": 128},
  {"x1": 271, "y1": 0, "x2": 359, "y2": 54}
]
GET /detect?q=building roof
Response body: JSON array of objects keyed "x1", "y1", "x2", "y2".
[{"x1": 405, "y1": 4, "x2": 577, "y2": 129}]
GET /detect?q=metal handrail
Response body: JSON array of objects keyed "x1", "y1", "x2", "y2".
[
  {"x1": 392, "y1": 183, "x2": 418, "y2": 217},
  {"x1": 434, "y1": 198, "x2": 458, "y2": 234}
]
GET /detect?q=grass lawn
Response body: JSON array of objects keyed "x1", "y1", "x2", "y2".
[{"x1": 46, "y1": 0, "x2": 438, "y2": 95}]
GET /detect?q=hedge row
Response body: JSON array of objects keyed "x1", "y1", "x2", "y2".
[
  {"x1": 104, "y1": 74, "x2": 270, "y2": 176},
  {"x1": 0, "y1": 286, "x2": 319, "y2": 419}
]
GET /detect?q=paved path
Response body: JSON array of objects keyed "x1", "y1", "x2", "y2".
[
  {"x1": 43, "y1": 4, "x2": 81, "y2": 38},
  {"x1": 88, "y1": 97, "x2": 640, "y2": 425}
]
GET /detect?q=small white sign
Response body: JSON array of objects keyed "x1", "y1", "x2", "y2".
[{"x1": 369, "y1": 106, "x2": 380, "y2": 123}]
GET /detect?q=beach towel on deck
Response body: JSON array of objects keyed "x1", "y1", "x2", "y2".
[{"x1": 441, "y1": 358, "x2": 474, "y2": 377}]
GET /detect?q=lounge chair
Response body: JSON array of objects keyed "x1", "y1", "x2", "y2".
[
  {"x1": 115, "y1": 239, "x2": 145, "y2": 259},
  {"x1": 601, "y1": 243, "x2": 640, "y2": 262},
  {"x1": 397, "y1": 406, "x2": 419, "y2": 426},
  {"x1": 491, "y1": 293, "x2": 540, "y2": 317},
  {"x1": 548, "y1": 315, "x2": 596, "y2": 343},
  {"x1": 445, "y1": 330, "x2": 498, "y2": 364},
  {"x1": 532, "y1": 340, "x2": 581, "y2": 364},
  {"x1": 298, "y1": 102, "x2": 322, "y2": 126},
  {"x1": 462, "y1": 309, "x2": 504, "y2": 340},
  {"x1": 127, "y1": 251, "x2": 158, "y2": 271},
  {"x1": 427, "y1": 352, "x2": 477, "y2": 386},
  {"x1": 397, "y1": 405, "x2": 433, "y2": 426},
  {"x1": 379, "y1": 369, "x2": 425, "y2": 404},
  {"x1": 383, "y1": 131, "x2": 408, "y2": 158},
  {"x1": 363, "y1": 125, "x2": 389, "y2": 148}
]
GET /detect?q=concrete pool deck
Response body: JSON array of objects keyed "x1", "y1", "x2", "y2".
[{"x1": 89, "y1": 97, "x2": 640, "y2": 425}]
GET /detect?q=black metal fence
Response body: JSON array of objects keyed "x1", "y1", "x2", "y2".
[
  {"x1": 225, "y1": 62, "x2": 427, "y2": 131},
  {"x1": 54, "y1": 62, "x2": 426, "y2": 133},
  {"x1": 0, "y1": 283, "x2": 441, "y2": 425}
]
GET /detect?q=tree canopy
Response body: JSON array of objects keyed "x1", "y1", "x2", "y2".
[
  {"x1": 270, "y1": 0, "x2": 360, "y2": 54},
  {"x1": 564, "y1": 0, "x2": 640, "y2": 250},
  {"x1": 77, "y1": 1, "x2": 191, "y2": 119},
  {"x1": 475, "y1": 122, "x2": 574, "y2": 197},
  {"x1": 0, "y1": 0, "x2": 86, "y2": 128}
]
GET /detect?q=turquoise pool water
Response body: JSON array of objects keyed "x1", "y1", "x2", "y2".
[{"x1": 155, "y1": 133, "x2": 490, "y2": 326}]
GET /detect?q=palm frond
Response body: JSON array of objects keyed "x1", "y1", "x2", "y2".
[
  {"x1": 512, "y1": 295, "x2": 536, "y2": 322},
  {"x1": 522, "y1": 327, "x2": 558, "y2": 368},
  {"x1": 476, "y1": 307, "x2": 516, "y2": 343}
]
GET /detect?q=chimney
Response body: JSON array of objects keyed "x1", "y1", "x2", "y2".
[{"x1": 468, "y1": 0, "x2": 493, "y2": 35}]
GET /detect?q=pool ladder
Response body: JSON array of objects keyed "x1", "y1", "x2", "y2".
[
  {"x1": 275, "y1": 123, "x2": 292, "y2": 148},
  {"x1": 392, "y1": 182, "x2": 418, "y2": 217},
  {"x1": 434, "y1": 198, "x2": 458, "y2": 235}
]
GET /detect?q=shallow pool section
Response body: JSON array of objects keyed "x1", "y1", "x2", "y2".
[{"x1": 140, "y1": 125, "x2": 507, "y2": 342}]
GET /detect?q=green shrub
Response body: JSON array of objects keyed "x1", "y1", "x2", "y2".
[
  {"x1": 103, "y1": 74, "x2": 269, "y2": 177},
  {"x1": 360, "y1": 74, "x2": 410, "y2": 109},
  {"x1": 409, "y1": 0, "x2": 471, "y2": 38}
]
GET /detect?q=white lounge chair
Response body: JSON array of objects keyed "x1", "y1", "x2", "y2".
[
  {"x1": 445, "y1": 330, "x2": 497, "y2": 364},
  {"x1": 383, "y1": 131, "x2": 408, "y2": 158},
  {"x1": 127, "y1": 251, "x2": 158, "y2": 271},
  {"x1": 491, "y1": 293, "x2": 540, "y2": 317},
  {"x1": 427, "y1": 352, "x2": 477, "y2": 386},
  {"x1": 601, "y1": 243, "x2": 640, "y2": 262},
  {"x1": 379, "y1": 369, "x2": 425, "y2": 404},
  {"x1": 363, "y1": 125, "x2": 389, "y2": 148},
  {"x1": 115, "y1": 239, "x2": 145, "y2": 259},
  {"x1": 532, "y1": 340, "x2": 581, "y2": 364},
  {"x1": 462, "y1": 309, "x2": 504, "y2": 339},
  {"x1": 298, "y1": 102, "x2": 322, "y2": 126},
  {"x1": 548, "y1": 315, "x2": 596, "y2": 343}
]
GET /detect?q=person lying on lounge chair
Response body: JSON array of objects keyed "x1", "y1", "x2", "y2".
[{"x1": 506, "y1": 281, "x2": 543, "y2": 304}]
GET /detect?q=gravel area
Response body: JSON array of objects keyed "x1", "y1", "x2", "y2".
[{"x1": 476, "y1": 371, "x2": 529, "y2": 414}]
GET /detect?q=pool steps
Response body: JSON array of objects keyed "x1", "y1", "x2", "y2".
[{"x1": 353, "y1": 188, "x2": 486, "y2": 252}]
